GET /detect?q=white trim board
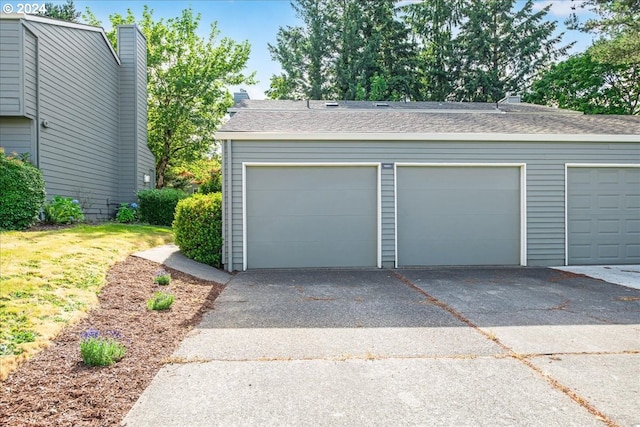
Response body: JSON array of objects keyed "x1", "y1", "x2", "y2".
[
  {"x1": 394, "y1": 163, "x2": 528, "y2": 267},
  {"x1": 241, "y1": 162, "x2": 382, "y2": 271},
  {"x1": 564, "y1": 163, "x2": 640, "y2": 266},
  {"x1": 216, "y1": 132, "x2": 640, "y2": 143}
]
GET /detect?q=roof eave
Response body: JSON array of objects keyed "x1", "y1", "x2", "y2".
[{"x1": 2, "y1": 13, "x2": 121, "y2": 65}]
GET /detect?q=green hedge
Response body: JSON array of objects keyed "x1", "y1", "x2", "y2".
[
  {"x1": 137, "y1": 188, "x2": 188, "y2": 226},
  {"x1": 173, "y1": 193, "x2": 223, "y2": 268},
  {"x1": 0, "y1": 151, "x2": 45, "y2": 230}
]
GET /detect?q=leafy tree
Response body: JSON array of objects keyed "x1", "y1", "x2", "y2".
[
  {"x1": 85, "y1": 7, "x2": 254, "y2": 188},
  {"x1": 525, "y1": 51, "x2": 639, "y2": 115},
  {"x1": 452, "y1": 0, "x2": 570, "y2": 102},
  {"x1": 37, "y1": 0, "x2": 80, "y2": 22}
]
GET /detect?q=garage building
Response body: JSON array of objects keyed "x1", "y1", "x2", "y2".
[{"x1": 216, "y1": 100, "x2": 640, "y2": 271}]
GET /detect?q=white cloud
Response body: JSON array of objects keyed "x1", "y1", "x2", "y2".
[{"x1": 532, "y1": 0, "x2": 589, "y2": 17}]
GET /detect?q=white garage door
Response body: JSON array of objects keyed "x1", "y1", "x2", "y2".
[
  {"x1": 245, "y1": 165, "x2": 378, "y2": 269},
  {"x1": 567, "y1": 166, "x2": 640, "y2": 265},
  {"x1": 396, "y1": 165, "x2": 523, "y2": 266}
]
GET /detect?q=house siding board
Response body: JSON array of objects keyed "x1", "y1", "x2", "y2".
[
  {"x1": 380, "y1": 166, "x2": 395, "y2": 267},
  {"x1": 0, "y1": 20, "x2": 23, "y2": 115},
  {"x1": 226, "y1": 139, "x2": 640, "y2": 271},
  {"x1": 29, "y1": 21, "x2": 121, "y2": 219},
  {"x1": 23, "y1": 29, "x2": 37, "y2": 119},
  {"x1": 118, "y1": 27, "x2": 137, "y2": 201},
  {"x1": 135, "y1": 28, "x2": 153, "y2": 191},
  {"x1": 0, "y1": 117, "x2": 33, "y2": 155}
]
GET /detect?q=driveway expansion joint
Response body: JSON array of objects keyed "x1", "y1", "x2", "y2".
[{"x1": 392, "y1": 270, "x2": 622, "y2": 427}]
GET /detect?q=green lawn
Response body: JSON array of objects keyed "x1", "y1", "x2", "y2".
[{"x1": 0, "y1": 224, "x2": 173, "y2": 379}]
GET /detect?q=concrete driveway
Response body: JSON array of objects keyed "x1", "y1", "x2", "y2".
[{"x1": 123, "y1": 267, "x2": 640, "y2": 427}]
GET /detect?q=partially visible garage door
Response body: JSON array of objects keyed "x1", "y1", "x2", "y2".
[
  {"x1": 245, "y1": 165, "x2": 378, "y2": 269},
  {"x1": 567, "y1": 167, "x2": 640, "y2": 265},
  {"x1": 397, "y1": 166, "x2": 522, "y2": 266}
]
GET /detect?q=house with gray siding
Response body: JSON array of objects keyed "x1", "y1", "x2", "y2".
[
  {"x1": 0, "y1": 14, "x2": 154, "y2": 219},
  {"x1": 217, "y1": 100, "x2": 640, "y2": 271}
]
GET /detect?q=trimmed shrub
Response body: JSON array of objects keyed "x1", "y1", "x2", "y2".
[
  {"x1": 173, "y1": 193, "x2": 223, "y2": 268},
  {"x1": 0, "y1": 150, "x2": 46, "y2": 230},
  {"x1": 137, "y1": 188, "x2": 188, "y2": 226},
  {"x1": 198, "y1": 170, "x2": 221, "y2": 194},
  {"x1": 43, "y1": 196, "x2": 85, "y2": 224}
]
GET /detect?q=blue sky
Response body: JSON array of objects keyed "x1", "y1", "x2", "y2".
[{"x1": 8, "y1": 0, "x2": 596, "y2": 99}]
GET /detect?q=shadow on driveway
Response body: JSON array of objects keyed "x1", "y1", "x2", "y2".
[{"x1": 199, "y1": 267, "x2": 640, "y2": 329}]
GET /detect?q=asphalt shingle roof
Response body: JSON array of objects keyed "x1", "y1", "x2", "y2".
[{"x1": 220, "y1": 106, "x2": 640, "y2": 136}]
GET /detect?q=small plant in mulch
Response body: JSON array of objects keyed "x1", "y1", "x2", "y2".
[
  {"x1": 147, "y1": 291, "x2": 174, "y2": 311},
  {"x1": 153, "y1": 269, "x2": 171, "y2": 286},
  {"x1": 79, "y1": 328, "x2": 126, "y2": 366}
]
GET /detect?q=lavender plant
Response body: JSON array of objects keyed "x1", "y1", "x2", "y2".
[
  {"x1": 79, "y1": 328, "x2": 126, "y2": 366},
  {"x1": 153, "y1": 269, "x2": 171, "y2": 286}
]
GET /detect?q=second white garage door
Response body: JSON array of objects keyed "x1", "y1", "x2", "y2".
[
  {"x1": 396, "y1": 165, "x2": 523, "y2": 266},
  {"x1": 245, "y1": 165, "x2": 378, "y2": 269}
]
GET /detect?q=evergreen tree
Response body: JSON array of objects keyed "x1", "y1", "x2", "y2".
[
  {"x1": 403, "y1": 0, "x2": 464, "y2": 101},
  {"x1": 567, "y1": 0, "x2": 640, "y2": 65},
  {"x1": 37, "y1": 0, "x2": 80, "y2": 22},
  {"x1": 267, "y1": 0, "x2": 333, "y2": 99},
  {"x1": 452, "y1": 0, "x2": 570, "y2": 102},
  {"x1": 267, "y1": 0, "x2": 417, "y2": 100}
]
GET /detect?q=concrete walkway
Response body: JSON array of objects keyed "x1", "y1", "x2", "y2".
[
  {"x1": 552, "y1": 264, "x2": 640, "y2": 290},
  {"x1": 133, "y1": 244, "x2": 233, "y2": 284},
  {"x1": 121, "y1": 265, "x2": 640, "y2": 427}
]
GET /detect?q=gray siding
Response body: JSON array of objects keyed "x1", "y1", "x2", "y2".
[
  {"x1": 135, "y1": 28, "x2": 154, "y2": 191},
  {"x1": 28, "y1": 21, "x2": 121, "y2": 218},
  {"x1": 225, "y1": 139, "x2": 640, "y2": 271},
  {"x1": 0, "y1": 117, "x2": 33, "y2": 156},
  {"x1": 0, "y1": 19, "x2": 23, "y2": 115},
  {"x1": 118, "y1": 26, "x2": 136, "y2": 200},
  {"x1": 23, "y1": 28, "x2": 37, "y2": 119},
  {"x1": 119, "y1": 25, "x2": 153, "y2": 202}
]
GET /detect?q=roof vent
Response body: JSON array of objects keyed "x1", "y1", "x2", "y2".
[
  {"x1": 325, "y1": 102, "x2": 339, "y2": 107},
  {"x1": 374, "y1": 102, "x2": 389, "y2": 107}
]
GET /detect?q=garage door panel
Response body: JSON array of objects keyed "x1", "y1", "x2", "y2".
[
  {"x1": 248, "y1": 214, "x2": 376, "y2": 242},
  {"x1": 628, "y1": 219, "x2": 640, "y2": 234},
  {"x1": 397, "y1": 166, "x2": 521, "y2": 266},
  {"x1": 400, "y1": 238, "x2": 518, "y2": 266},
  {"x1": 404, "y1": 189, "x2": 518, "y2": 214},
  {"x1": 628, "y1": 244, "x2": 640, "y2": 258},
  {"x1": 404, "y1": 213, "x2": 517, "y2": 239},
  {"x1": 248, "y1": 189, "x2": 372, "y2": 216},
  {"x1": 248, "y1": 240, "x2": 375, "y2": 269},
  {"x1": 246, "y1": 166, "x2": 377, "y2": 269},
  {"x1": 568, "y1": 167, "x2": 640, "y2": 265},
  {"x1": 626, "y1": 195, "x2": 640, "y2": 209}
]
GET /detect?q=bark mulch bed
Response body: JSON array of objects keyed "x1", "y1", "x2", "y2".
[{"x1": 0, "y1": 256, "x2": 225, "y2": 427}]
